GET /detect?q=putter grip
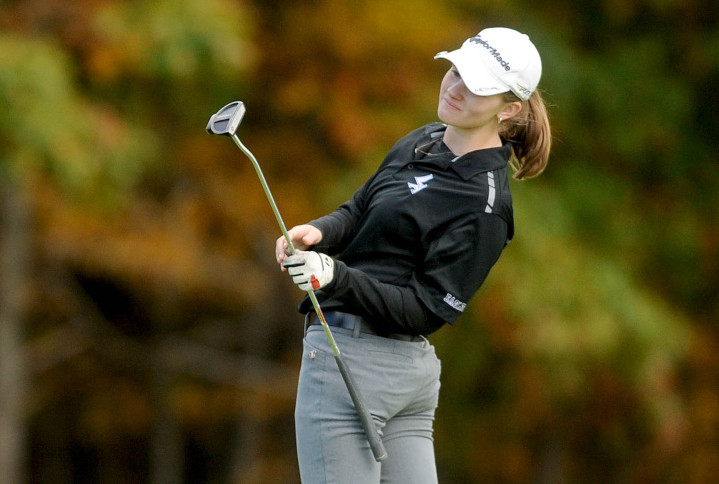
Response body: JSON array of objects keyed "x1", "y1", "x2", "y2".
[{"x1": 334, "y1": 354, "x2": 388, "y2": 462}]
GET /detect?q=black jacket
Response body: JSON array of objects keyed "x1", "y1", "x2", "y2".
[{"x1": 299, "y1": 123, "x2": 514, "y2": 336}]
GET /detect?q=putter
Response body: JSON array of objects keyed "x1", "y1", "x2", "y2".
[{"x1": 206, "y1": 101, "x2": 388, "y2": 462}]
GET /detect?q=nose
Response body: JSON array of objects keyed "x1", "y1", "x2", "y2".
[{"x1": 447, "y1": 77, "x2": 467, "y2": 99}]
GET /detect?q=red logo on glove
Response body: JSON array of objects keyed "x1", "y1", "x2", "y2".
[{"x1": 310, "y1": 275, "x2": 320, "y2": 290}]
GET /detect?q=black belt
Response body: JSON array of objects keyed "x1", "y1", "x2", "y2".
[{"x1": 306, "y1": 311, "x2": 422, "y2": 342}]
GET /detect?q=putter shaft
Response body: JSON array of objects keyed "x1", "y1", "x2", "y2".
[
  {"x1": 230, "y1": 134, "x2": 341, "y2": 356},
  {"x1": 223, "y1": 120, "x2": 387, "y2": 462}
]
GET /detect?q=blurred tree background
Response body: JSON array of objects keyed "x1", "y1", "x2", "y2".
[{"x1": 0, "y1": 0, "x2": 717, "y2": 482}]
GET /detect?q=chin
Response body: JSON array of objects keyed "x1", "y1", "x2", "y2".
[{"x1": 436, "y1": 107, "x2": 456, "y2": 125}]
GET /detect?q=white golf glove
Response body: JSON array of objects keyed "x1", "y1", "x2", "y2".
[{"x1": 282, "y1": 250, "x2": 335, "y2": 291}]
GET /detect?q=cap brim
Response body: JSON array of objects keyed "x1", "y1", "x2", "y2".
[{"x1": 435, "y1": 49, "x2": 509, "y2": 97}]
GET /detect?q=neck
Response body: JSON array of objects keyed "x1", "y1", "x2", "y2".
[{"x1": 443, "y1": 125, "x2": 503, "y2": 156}]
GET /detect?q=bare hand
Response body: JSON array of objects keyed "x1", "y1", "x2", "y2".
[{"x1": 275, "y1": 225, "x2": 323, "y2": 270}]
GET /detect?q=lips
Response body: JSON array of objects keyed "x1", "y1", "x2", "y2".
[{"x1": 442, "y1": 98, "x2": 461, "y2": 111}]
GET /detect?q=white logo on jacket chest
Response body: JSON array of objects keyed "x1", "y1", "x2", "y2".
[{"x1": 408, "y1": 174, "x2": 434, "y2": 194}]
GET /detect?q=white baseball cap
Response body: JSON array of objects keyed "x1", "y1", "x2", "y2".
[{"x1": 434, "y1": 27, "x2": 542, "y2": 101}]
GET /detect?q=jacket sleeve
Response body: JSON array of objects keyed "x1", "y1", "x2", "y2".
[
  {"x1": 324, "y1": 261, "x2": 446, "y2": 335},
  {"x1": 320, "y1": 213, "x2": 510, "y2": 335},
  {"x1": 306, "y1": 172, "x2": 376, "y2": 255},
  {"x1": 410, "y1": 213, "x2": 509, "y2": 323},
  {"x1": 307, "y1": 205, "x2": 358, "y2": 255}
]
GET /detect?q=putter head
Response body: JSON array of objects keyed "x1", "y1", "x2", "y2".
[{"x1": 206, "y1": 101, "x2": 246, "y2": 136}]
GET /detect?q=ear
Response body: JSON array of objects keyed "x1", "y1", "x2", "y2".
[{"x1": 498, "y1": 101, "x2": 522, "y2": 121}]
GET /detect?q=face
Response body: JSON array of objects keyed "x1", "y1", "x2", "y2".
[{"x1": 437, "y1": 67, "x2": 518, "y2": 130}]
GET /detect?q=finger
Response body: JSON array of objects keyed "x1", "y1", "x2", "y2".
[
  {"x1": 303, "y1": 225, "x2": 323, "y2": 246},
  {"x1": 275, "y1": 238, "x2": 285, "y2": 263},
  {"x1": 302, "y1": 232, "x2": 320, "y2": 247}
]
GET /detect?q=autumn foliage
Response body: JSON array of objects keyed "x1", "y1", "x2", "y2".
[{"x1": 1, "y1": 0, "x2": 718, "y2": 483}]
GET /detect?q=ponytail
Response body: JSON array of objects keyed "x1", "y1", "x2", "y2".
[{"x1": 500, "y1": 89, "x2": 551, "y2": 180}]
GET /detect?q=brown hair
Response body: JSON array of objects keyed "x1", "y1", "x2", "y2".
[{"x1": 500, "y1": 89, "x2": 551, "y2": 180}]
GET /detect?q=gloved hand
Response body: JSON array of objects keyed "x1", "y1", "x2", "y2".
[{"x1": 282, "y1": 250, "x2": 335, "y2": 291}]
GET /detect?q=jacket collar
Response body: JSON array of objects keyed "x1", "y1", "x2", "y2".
[{"x1": 413, "y1": 123, "x2": 512, "y2": 180}]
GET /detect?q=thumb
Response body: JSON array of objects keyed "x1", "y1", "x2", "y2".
[{"x1": 302, "y1": 231, "x2": 322, "y2": 246}]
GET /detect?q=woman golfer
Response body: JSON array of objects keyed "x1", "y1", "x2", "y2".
[{"x1": 276, "y1": 26, "x2": 551, "y2": 483}]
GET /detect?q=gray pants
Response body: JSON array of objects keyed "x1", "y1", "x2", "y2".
[{"x1": 295, "y1": 324, "x2": 441, "y2": 483}]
